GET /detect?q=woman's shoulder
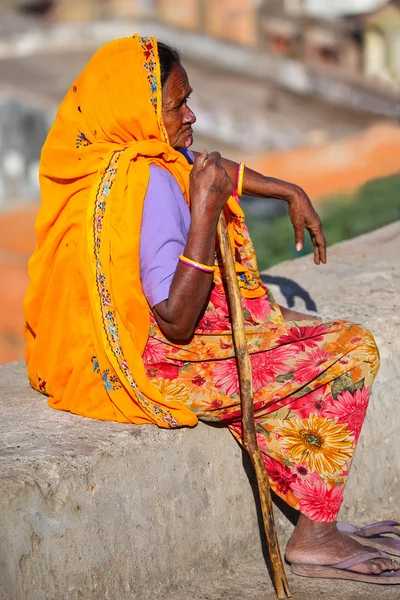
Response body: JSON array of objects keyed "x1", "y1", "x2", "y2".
[
  {"x1": 148, "y1": 148, "x2": 193, "y2": 187},
  {"x1": 148, "y1": 164, "x2": 182, "y2": 197}
]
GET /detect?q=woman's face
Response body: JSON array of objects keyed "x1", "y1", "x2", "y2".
[{"x1": 162, "y1": 63, "x2": 196, "y2": 150}]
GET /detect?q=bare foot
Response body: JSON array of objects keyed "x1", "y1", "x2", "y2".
[
  {"x1": 286, "y1": 515, "x2": 400, "y2": 575},
  {"x1": 279, "y1": 305, "x2": 321, "y2": 322}
]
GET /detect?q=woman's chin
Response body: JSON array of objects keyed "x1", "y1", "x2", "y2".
[{"x1": 184, "y1": 135, "x2": 193, "y2": 148}]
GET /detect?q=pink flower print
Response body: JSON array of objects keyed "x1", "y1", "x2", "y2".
[
  {"x1": 291, "y1": 462, "x2": 311, "y2": 480},
  {"x1": 294, "y1": 347, "x2": 331, "y2": 384},
  {"x1": 278, "y1": 324, "x2": 331, "y2": 351},
  {"x1": 95, "y1": 214, "x2": 103, "y2": 233},
  {"x1": 146, "y1": 366, "x2": 159, "y2": 378},
  {"x1": 325, "y1": 387, "x2": 370, "y2": 442},
  {"x1": 242, "y1": 295, "x2": 272, "y2": 323},
  {"x1": 197, "y1": 308, "x2": 230, "y2": 333},
  {"x1": 292, "y1": 474, "x2": 344, "y2": 522},
  {"x1": 264, "y1": 455, "x2": 298, "y2": 495},
  {"x1": 250, "y1": 346, "x2": 298, "y2": 390},
  {"x1": 143, "y1": 337, "x2": 169, "y2": 364},
  {"x1": 210, "y1": 284, "x2": 229, "y2": 312},
  {"x1": 211, "y1": 358, "x2": 239, "y2": 396},
  {"x1": 290, "y1": 385, "x2": 333, "y2": 419},
  {"x1": 151, "y1": 362, "x2": 180, "y2": 380}
]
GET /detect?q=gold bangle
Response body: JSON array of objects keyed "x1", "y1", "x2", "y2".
[
  {"x1": 237, "y1": 161, "x2": 245, "y2": 197},
  {"x1": 179, "y1": 254, "x2": 215, "y2": 274}
]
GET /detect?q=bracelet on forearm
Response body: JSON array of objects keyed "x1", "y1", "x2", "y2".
[
  {"x1": 236, "y1": 161, "x2": 245, "y2": 197},
  {"x1": 178, "y1": 254, "x2": 216, "y2": 274}
]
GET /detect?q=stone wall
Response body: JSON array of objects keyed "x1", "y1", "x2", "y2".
[{"x1": 0, "y1": 92, "x2": 51, "y2": 207}]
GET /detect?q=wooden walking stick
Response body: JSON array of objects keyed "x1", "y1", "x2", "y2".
[{"x1": 216, "y1": 211, "x2": 291, "y2": 600}]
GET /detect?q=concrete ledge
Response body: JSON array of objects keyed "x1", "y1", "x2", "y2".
[
  {"x1": 1, "y1": 222, "x2": 399, "y2": 599},
  {"x1": 0, "y1": 365, "x2": 268, "y2": 600}
]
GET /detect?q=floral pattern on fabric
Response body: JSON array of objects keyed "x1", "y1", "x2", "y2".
[
  {"x1": 91, "y1": 150, "x2": 183, "y2": 428},
  {"x1": 76, "y1": 132, "x2": 91, "y2": 148},
  {"x1": 139, "y1": 37, "x2": 158, "y2": 109},
  {"x1": 91, "y1": 356, "x2": 121, "y2": 392},
  {"x1": 36, "y1": 372, "x2": 49, "y2": 395},
  {"x1": 139, "y1": 36, "x2": 169, "y2": 143},
  {"x1": 143, "y1": 223, "x2": 380, "y2": 522}
]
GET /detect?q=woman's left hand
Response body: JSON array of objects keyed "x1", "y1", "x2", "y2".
[
  {"x1": 204, "y1": 153, "x2": 327, "y2": 264},
  {"x1": 288, "y1": 186, "x2": 327, "y2": 265}
]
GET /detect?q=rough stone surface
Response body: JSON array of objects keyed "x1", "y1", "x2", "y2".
[
  {"x1": 1, "y1": 223, "x2": 400, "y2": 599},
  {"x1": 0, "y1": 362, "x2": 276, "y2": 600},
  {"x1": 163, "y1": 558, "x2": 400, "y2": 600}
]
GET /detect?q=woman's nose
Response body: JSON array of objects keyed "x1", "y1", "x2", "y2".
[{"x1": 184, "y1": 108, "x2": 196, "y2": 125}]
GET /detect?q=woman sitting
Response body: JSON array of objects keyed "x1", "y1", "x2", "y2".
[{"x1": 24, "y1": 35, "x2": 400, "y2": 585}]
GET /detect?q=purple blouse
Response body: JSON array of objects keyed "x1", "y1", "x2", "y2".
[{"x1": 140, "y1": 149, "x2": 194, "y2": 308}]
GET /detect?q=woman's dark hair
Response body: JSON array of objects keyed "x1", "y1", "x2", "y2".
[{"x1": 157, "y1": 41, "x2": 181, "y2": 88}]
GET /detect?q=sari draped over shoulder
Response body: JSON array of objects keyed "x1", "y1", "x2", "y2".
[
  {"x1": 24, "y1": 35, "x2": 198, "y2": 427},
  {"x1": 24, "y1": 35, "x2": 261, "y2": 428}
]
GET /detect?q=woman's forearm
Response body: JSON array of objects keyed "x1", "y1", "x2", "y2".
[
  {"x1": 190, "y1": 150, "x2": 326, "y2": 264},
  {"x1": 220, "y1": 156, "x2": 298, "y2": 201},
  {"x1": 154, "y1": 150, "x2": 235, "y2": 340},
  {"x1": 192, "y1": 151, "x2": 299, "y2": 201},
  {"x1": 153, "y1": 209, "x2": 218, "y2": 341}
]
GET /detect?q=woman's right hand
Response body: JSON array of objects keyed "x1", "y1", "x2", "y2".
[{"x1": 189, "y1": 150, "x2": 234, "y2": 221}]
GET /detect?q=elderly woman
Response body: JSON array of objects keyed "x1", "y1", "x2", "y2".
[{"x1": 24, "y1": 36, "x2": 399, "y2": 585}]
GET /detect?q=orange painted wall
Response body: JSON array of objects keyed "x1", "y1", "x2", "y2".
[
  {"x1": 0, "y1": 207, "x2": 37, "y2": 364},
  {"x1": 248, "y1": 124, "x2": 400, "y2": 202}
]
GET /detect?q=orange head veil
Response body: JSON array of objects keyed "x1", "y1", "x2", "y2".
[{"x1": 24, "y1": 35, "x2": 197, "y2": 427}]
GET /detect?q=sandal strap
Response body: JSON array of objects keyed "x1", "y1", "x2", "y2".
[
  {"x1": 333, "y1": 551, "x2": 387, "y2": 570},
  {"x1": 337, "y1": 520, "x2": 400, "y2": 537}
]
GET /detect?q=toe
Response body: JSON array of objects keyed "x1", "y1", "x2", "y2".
[
  {"x1": 386, "y1": 558, "x2": 400, "y2": 571},
  {"x1": 369, "y1": 560, "x2": 385, "y2": 574},
  {"x1": 375, "y1": 558, "x2": 400, "y2": 572}
]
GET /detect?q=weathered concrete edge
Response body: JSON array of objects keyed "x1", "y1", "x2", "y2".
[{"x1": 0, "y1": 362, "x2": 276, "y2": 600}]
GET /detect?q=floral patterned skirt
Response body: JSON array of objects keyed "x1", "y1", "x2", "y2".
[{"x1": 143, "y1": 289, "x2": 380, "y2": 523}]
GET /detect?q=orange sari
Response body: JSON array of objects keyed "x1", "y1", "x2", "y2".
[
  {"x1": 24, "y1": 36, "x2": 201, "y2": 427},
  {"x1": 24, "y1": 35, "x2": 257, "y2": 428}
]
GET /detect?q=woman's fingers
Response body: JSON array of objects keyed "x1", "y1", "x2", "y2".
[
  {"x1": 207, "y1": 151, "x2": 222, "y2": 165},
  {"x1": 309, "y1": 226, "x2": 327, "y2": 265},
  {"x1": 288, "y1": 190, "x2": 327, "y2": 265},
  {"x1": 314, "y1": 230, "x2": 327, "y2": 264},
  {"x1": 192, "y1": 149, "x2": 209, "y2": 175},
  {"x1": 293, "y1": 218, "x2": 305, "y2": 252}
]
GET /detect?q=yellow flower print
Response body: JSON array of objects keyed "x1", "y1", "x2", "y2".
[
  {"x1": 177, "y1": 363, "x2": 216, "y2": 396},
  {"x1": 152, "y1": 378, "x2": 190, "y2": 404},
  {"x1": 275, "y1": 413, "x2": 354, "y2": 475},
  {"x1": 356, "y1": 334, "x2": 380, "y2": 378}
]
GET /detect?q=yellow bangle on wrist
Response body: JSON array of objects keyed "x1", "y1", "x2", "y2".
[
  {"x1": 237, "y1": 161, "x2": 245, "y2": 197},
  {"x1": 179, "y1": 254, "x2": 216, "y2": 274}
]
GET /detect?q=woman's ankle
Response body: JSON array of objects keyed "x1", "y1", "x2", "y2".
[{"x1": 286, "y1": 515, "x2": 337, "y2": 553}]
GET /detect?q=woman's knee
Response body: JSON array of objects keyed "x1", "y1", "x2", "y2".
[{"x1": 345, "y1": 321, "x2": 380, "y2": 375}]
